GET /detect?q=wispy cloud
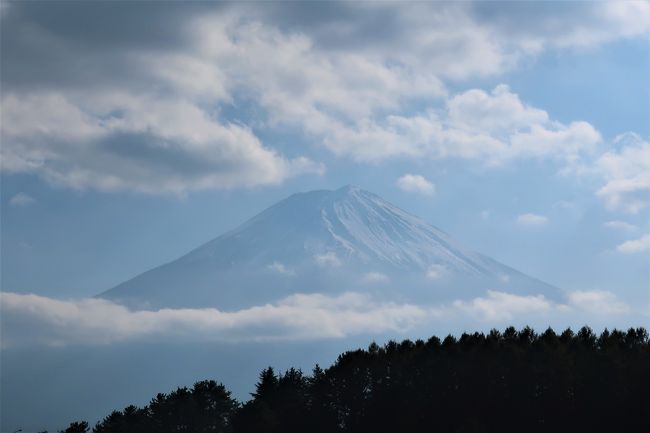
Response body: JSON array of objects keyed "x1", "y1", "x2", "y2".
[
  {"x1": 361, "y1": 272, "x2": 390, "y2": 284},
  {"x1": 267, "y1": 261, "x2": 296, "y2": 276},
  {"x1": 9, "y1": 192, "x2": 35, "y2": 206},
  {"x1": 314, "y1": 252, "x2": 342, "y2": 268},
  {"x1": 616, "y1": 234, "x2": 650, "y2": 254},
  {"x1": 396, "y1": 174, "x2": 435, "y2": 195},
  {"x1": 452, "y1": 291, "x2": 552, "y2": 321},
  {"x1": 603, "y1": 220, "x2": 637, "y2": 232},
  {"x1": 516, "y1": 213, "x2": 549, "y2": 226},
  {"x1": 566, "y1": 290, "x2": 630, "y2": 315},
  {"x1": 425, "y1": 264, "x2": 448, "y2": 280},
  {"x1": 594, "y1": 133, "x2": 650, "y2": 214}
]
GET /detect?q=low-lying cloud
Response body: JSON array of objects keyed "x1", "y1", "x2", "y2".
[
  {"x1": 0, "y1": 292, "x2": 429, "y2": 347},
  {"x1": 0, "y1": 289, "x2": 639, "y2": 348},
  {"x1": 452, "y1": 291, "x2": 552, "y2": 321}
]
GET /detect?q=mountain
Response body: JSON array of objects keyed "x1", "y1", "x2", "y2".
[{"x1": 100, "y1": 186, "x2": 559, "y2": 309}]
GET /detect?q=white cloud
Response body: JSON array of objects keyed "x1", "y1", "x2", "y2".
[
  {"x1": 603, "y1": 221, "x2": 637, "y2": 232},
  {"x1": 616, "y1": 234, "x2": 650, "y2": 254},
  {"x1": 267, "y1": 261, "x2": 296, "y2": 276},
  {"x1": 426, "y1": 264, "x2": 448, "y2": 280},
  {"x1": 361, "y1": 272, "x2": 390, "y2": 284},
  {"x1": 4, "y1": 4, "x2": 636, "y2": 192},
  {"x1": 448, "y1": 86, "x2": 600, "y2": 163},
  {"x1": 593, "y1": 133, "x2": 650, "y2": 214},
  {"x1": 471, "y1": 1, "x2": 649, "y2": 51},
  {"x1": 447, "y1": 84, "x2": 548, "y2": 134},
  {"x1": 453, "y1": 289, "x2": 634, "y2": 322},
  {"x1": 509, "y1": 121, "x2": 600, "y2": 162},
  {"x1": 9, "y1": 192, "x2": 35, "y2": 206},
  {"x1": 314, "y1": 252, "x2": 342, "y2": 268},
  {"x1": 566, "y1": 290, "x2": 631, "y2": 315},
  {"x1": 0, "y1": 291, "x2": 426, "y2": 346},
  {"x1": 318, "y1": 2, "x2": 650, "y2": 79},
  {"x1": 589, "y1": 1, "x2": 650, "y2": 43},
  {"x1": 396, "y1": 174, "x2": 435, "y2": 195},
  {"x1": 324, "y1": 85, "x2": 601, "y2": 164},
  {"x1": 516, "y1": 213, "x2": 549, "y2": 226},
  {"x1": 0, "y1": 93, "x2": 324, "y2": 194},
  {"x1": 0, "y1": 289, "x2": 635, "y2": 347},
  {"x1": 453, "y1": 290, "x2": 552, "y2": 321}
]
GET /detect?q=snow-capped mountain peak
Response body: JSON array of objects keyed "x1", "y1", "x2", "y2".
[{"x1": 101, "y1": 186, "x2": 558, "y2": 309}]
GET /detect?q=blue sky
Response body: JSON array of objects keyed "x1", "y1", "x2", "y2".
[{"x1": 1, "y1": 0, "x2": 649, "y2": 307}]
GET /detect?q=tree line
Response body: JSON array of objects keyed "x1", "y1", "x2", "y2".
[{"x1": 48, "y1": 326, "x2": 649, "y2": 433}]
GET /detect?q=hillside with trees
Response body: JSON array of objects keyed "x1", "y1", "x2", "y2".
[{"x1": 50, "y1": 326, "x2": 649, "y2": 433}]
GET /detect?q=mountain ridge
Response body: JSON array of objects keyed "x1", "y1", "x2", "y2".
[{"x1": 100, "y1": 186, "x2": 559, "y2": 309}]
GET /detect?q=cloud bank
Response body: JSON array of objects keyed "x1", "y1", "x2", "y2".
[
  {"x1": 0, "y1": 292, "x2": 426, "y2": 347},
  {"x1": 1, "y1": 2, "x2": 646, "y2": 196},
  {"x1": 1, "y1": 290, "x2": 638, "y2": 348}
]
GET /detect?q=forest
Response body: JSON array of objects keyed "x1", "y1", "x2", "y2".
[{"x1": 48, "y1": 326, "x2": 649, "y2": 433}]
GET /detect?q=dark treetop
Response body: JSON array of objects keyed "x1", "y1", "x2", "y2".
[{"x1": 51, "y1": 326, "x2": 649, "y2": 433}]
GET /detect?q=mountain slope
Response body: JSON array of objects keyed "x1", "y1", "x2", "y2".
[{"x1": 100, "y1": 186, "x2": 559, "y2": 309}]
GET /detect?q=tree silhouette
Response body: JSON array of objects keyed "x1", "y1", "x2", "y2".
[
  {"x1": 44, "y1": 326, "x2": 650, "y2": 433},
  {"x1": 58, "y1": 421, "x2": 89, "y2": 433}
]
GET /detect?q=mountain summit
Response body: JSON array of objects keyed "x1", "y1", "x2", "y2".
[{"x1": 101, "y1": 186, "x2": 558, "y2": 309}]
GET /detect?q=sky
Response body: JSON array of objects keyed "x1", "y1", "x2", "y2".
[
  {"x1": 1, "y1": 2, "x2": 650, "y2": 429},
  {"x1": 1, "y1": 1, "x2": 649, "y2": 325}
]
